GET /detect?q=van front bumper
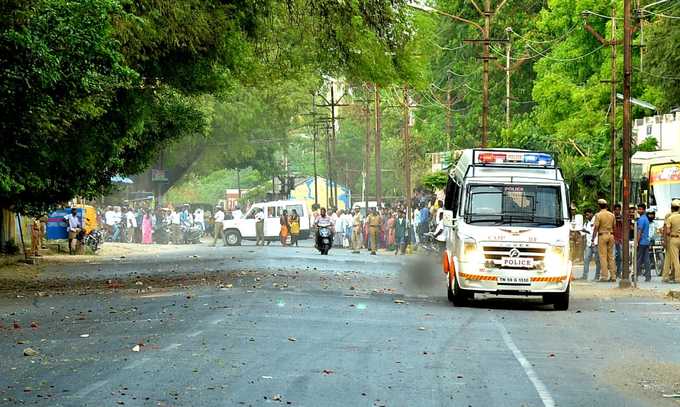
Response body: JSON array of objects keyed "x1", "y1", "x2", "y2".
[{"x1": 456, "y1": 264, "x2": 571, "y2": 294}]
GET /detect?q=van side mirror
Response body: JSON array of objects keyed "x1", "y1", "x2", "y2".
[{"x1": 443, "y1": 210, "x2": 455, "y2": 227}]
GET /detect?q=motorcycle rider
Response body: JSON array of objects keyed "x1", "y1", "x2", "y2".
[{"x1": 314, "y1": 207, "x2": 335, "y2": 249}]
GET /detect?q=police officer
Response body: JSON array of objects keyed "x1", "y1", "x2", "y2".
[
  {"x1": 351, "y1": 207, "x2": 362, "y2": 254},
  {"x1": 664, "y1": 200, "x2": 680, "y2": 282},
  {"x1": 367, "y1": 208, "x2": 382, "y2": 255},
  {"x1": 593, "y1": 199, "x2": 616, "y2": 282}
]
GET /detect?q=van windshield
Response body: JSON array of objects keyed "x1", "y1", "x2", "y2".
[{"x1": 464, "y1": 185, "x2": 564, "y2": 227}]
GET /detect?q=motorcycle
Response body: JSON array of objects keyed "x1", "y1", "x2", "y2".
[
  {"x1": 154, "y1": 223, "x2": 171, "y2": 244},
  {"x1": 84, "y1": 229, "x2": 103, "y2": 253},
  {"x1": 181, "y1": 224, "x2": 203, "y2": 244},
  {"x1": 316, "y1": 225, "x2": 333, "y2": 255}
]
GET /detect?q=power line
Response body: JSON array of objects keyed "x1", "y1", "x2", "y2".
[
  {"x1": 508, "y1": 24, "x2": 580, "y2": 45},
  {"x1": 634, "y1": 66, "x2": 680, "y2": 80},
  {"x1": 581, "y1": 10, "x2": 624, "y2": 20},
  {"x1": 641, "y1": 9, "x2": 680, "y2": 19},
  {"x1": 523, "y1": 43, "x2": 606, "y2": 62}
]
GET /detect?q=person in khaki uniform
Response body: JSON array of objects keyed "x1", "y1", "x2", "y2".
[
  {"x1": 351, "y1": 208, "x2": 362, "y2": 254},
  {"x1": 593, "y1": 199, "x2": 616, "y2": 281},
  {"x1": 367, "y1": 208, "x2": 382, "y2": 255},
  {"x1": 662, "y1": 207, "x2": 675, "y2": 282},
  {"x1": 664, "y1": 200, "x2": 680, "y2": 282}
]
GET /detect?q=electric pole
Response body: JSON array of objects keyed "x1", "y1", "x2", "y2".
[
  {"x1": 363, "y1": 84, "x2": 372, "y2": 216},
  {"x1": 583, "y1": 8, "x2": 620, "y2": 207},
  {"x1": 330, "y1": 83, "x2": 338, "y2": 209},
  {"x1": 407, "y1": 1, "x2": 510, "y2": 147},
  {"x1": 505, "y1": 28, "x2": 511, "y2": 128},
  {"x1": 610, "y1": 6, "x2": 617, "y2": 207},
  {"x1": 312, "y1": 95, "x2": 319, "y2": 206},
  {"x1": 621, "y1": 0, "x2": 633, "y2": 288},
  {"x1": 446, "y1": 74, "x2": 453, "y2": 149},
  {"x1": 375, "y1": 85, "x2": 382, "y2": 207},
  {"x1": 403, "y1": 85, "x2": 413, "y2": 220}
]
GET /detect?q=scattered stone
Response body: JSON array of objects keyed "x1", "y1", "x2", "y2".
[
  {"x1": 322, "y1": 369, "x2": 334, "y2": 375},
  {"x1": 287, "y1": 337, "x2": 297, "y2": 342},
  {"x1": 23, "y1": 348, "x2": 39, "y2": 357},
  {"x1": 418, "y1": 327, "x2": 426, "y2": 331},
  {"x1": 394, "y1": 300, "x2": 406, "y2": 304}
]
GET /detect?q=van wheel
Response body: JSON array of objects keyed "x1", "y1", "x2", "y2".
[
  {"x1": 451, "y1": 275, "x2": 471, "y2": 307},
  {"x1": 447, "y1": 278, "x2": 455, "y2": 302},
  {"x1": 544, "y1": 285, "x2": 570, "y2": 311},
  {"x1": 225, "y1": 230, "x2": 242, "y2": 246}
]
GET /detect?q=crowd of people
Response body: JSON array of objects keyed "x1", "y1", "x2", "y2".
[
  {"x1": 578, "y1": 198, "x2": 680, "y2": 283},
  {"x1": 300, "y1": 198, "x2": 446, "y2": 255},
  {"x1": 99, "y1": 204, "x2": 213, "y2": 245}
]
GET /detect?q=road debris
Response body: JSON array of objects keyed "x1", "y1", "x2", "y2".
[
  {"x1": 132, "y1": 345, "x2": 141, "y2": 352},
  {"x1": 287, "y1": 337, "x2": 297, "y2": 342},
  {"x1": 23, "y1": 347, "x2": 39, "y2": 356},
  {"x1": 322, "y1": 369, "x2": 334, "y2": 375},
  {"x1": 418, "y1": 327, "x2": 426, "y2": 331},
  {"x1": 80, "y1": 334, "x2": 90, "y2": 338},
  {"x1": 394, "y1": 299, "x2": 406, "y2": 304}
]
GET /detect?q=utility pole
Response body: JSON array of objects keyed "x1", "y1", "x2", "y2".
[
  {"x1": 375, "y1": 85, "x2": 382, "y2": 207},
  {"x1": 620, "y1": 0, "x2": 633, "y2": 288},
  {"x1": 610, "y1": 6, "x2": 617, "y2": 207},
  {"x1": 236, "y1": 168, "x2": 241, "y2": 199},
  {"x1": 318, "y1": 82, "x2": 348, "y2": 209},
  {"x1": 363, "y1": 84, "x2": 373, "y2": 217},
  {"x1": 312, "y1": 95, "x2": 319, "y2": 206},
  {"x1": 481, "y1": 0, "x2": 491, "y2": 146},
  {"x1": 505, "y1": 28, "x2": 511, "y2": 129},
  {"x1": 583, "y1": 8, "x2": 621, "y2": 208},
  {"x1": 330, "y1": 83, "x2": 338, "y2": 209},
  {"x1": 446, "y1": 74, "x2": 453, "y2": 149},
  {"x1": 403, "y1": 85, "x2": 412, "y2": 219},
  {"x1": 407, "y1": 1, "x2": 513, "y2": 146}
]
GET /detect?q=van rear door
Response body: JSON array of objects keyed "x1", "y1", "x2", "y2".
[{"x1": 264, "y1": 204, "x2": 281, "y2": 237}]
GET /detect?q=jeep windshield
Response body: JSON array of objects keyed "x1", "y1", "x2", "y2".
[{"x1": 464, "y1": 185, "x2": 564, "y2": 227}]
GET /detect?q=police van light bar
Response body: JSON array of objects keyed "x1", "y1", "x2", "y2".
[{"x1": 475, "y1": 151, "x2": 554, "y2": 166}]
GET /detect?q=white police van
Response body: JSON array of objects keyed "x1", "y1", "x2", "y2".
[
  {"x1": 222, "y1": 199, "x2": 311, "y2": 246},
  {"x1": 441, "y1": 149, "x2": 572, "y2": 310}
]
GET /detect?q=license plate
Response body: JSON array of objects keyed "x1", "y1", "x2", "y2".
[
  {"x1": 501, "y1": 257, "x2": 534, "y2": 268},
  {"x1": 498, "y1": 276, "x2": 530, "y2": 284},
  {"x1": 322, "y1": 239, "x2": 329, "y2": 244}
]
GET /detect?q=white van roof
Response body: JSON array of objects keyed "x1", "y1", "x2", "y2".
[
  {"x1": 253, "y1": 199, "x2": 307, "y2": 207},
  {"x1": 450, "y1": 148, "x2": 564, "y2": 182}
]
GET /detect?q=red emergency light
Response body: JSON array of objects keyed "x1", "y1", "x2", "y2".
[{"x1": 477, "y1": 152, "x2": 507, "y2": 163}]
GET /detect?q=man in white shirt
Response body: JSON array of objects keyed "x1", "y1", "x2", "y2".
[
  {"x1": 432, "y1": 211, "x2": 447, "y2": 252},
  {"x1": 126, "y1": 208, "x2": 137, "y2": 243},
  {"x1": 170, "y1": 208, "x2": 181, "y2": 244},
  {"x1": 581, "y1": 209, "x2": 600, "y2": 280},
  {"x1": 341, "y1": 210, "x2": 354, "y2": 248},
  {"x1": 194, "y1": 208, "x2": 205, "y2": 232},
  {"x1": 255, "y1": 208, "x2": 265, "y2": 246},
  {"x1": 64, "y1": 207, "x2": 82, "y2": 255},
  {"x1": 212, "y1": 206, "x2": 225, "y2": 246},
  {"x1": 232, "y1": 205, "x2": 243, "y2": 220}
]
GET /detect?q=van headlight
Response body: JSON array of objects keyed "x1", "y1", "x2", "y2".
[
  {"x1": 462, "y1": 240, "x2": 484, "y2": 265},
  {"x1": 544, "y1": 246, "x2": 567, "y2": 271}
]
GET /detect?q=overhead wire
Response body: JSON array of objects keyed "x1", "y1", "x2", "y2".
[
  {"x1": 640, "y1": 9, "x2": 680, "y2": 19},
  {"x1": 634, "y1": 66, "x2": 680, "y2": 80}
]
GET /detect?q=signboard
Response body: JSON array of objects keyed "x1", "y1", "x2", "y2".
[
  {"x1": 649, "y1": 163, "x2": 680, "y2": 185},
  {"x1": 151, "y1": 169, "x2": 168, "y2": 182},
  {"x1": 431, "y1": 152, "x2": 452, "y2": 172}
]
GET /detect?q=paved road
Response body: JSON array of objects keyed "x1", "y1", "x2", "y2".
[{"x1": 2, "y1": 244, "x2": 680, "y2": 406}]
